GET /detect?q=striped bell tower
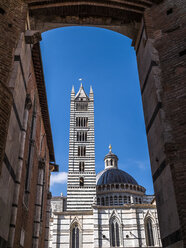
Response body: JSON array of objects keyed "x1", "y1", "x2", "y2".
[{"x1": 67, "y1": 83, "x2": 96, "y2": 211}]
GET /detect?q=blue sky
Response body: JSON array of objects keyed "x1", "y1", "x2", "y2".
[{"x1": 40, "y1": 26, "x2": 154, "y2": 196}]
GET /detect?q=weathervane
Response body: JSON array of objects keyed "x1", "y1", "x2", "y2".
[{"x1": 109, "y1": 144, "x2": 112, "y2": 152}]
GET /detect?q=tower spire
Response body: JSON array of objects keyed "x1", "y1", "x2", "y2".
[
  {"x1": 71, "y1": 85, "x2": 75, "y2": 93},
  {"x1": 90, "y1": 85, "x2": 93, "y2": 94}
]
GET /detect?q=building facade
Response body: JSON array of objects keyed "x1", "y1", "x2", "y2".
[
  {"x1": 49, "y1": 85, "x2": 162, "y2": 248},
  {"x1": 0, "y1": 33, "x2": 57, "y2": 248}
]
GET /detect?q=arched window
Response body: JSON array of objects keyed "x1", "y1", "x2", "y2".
[
  {"x1": 79, "y1": 177, "x2": 84, "y2": 187},
  {"x1": 101, "y1": 197, "x2": 105, "y2": 206},
  {"x1": 124, "y1": 196, "x2": 127, "y2": 204},
  {"x1": 71, "y1": 224, "x2": 79, "y2": 248},
  {"x1": 119, "y1": 196, "x2": 122, "y2": 205},
  {"x1": 110, "y1": 218, "x2": 120, "y2": 247},
  {"x1": 145, "y1": 218, "x2": 155, "y2": 246},
  {"x1": 79, "y1": 162, "x2": 84, "y2": 172},
  {"x1": 110, "y1": 196, "x2": 113, "y2": 206},
  {"x1": 106, "y1": 197, "x2": 109, "y2": 206},
  {"x1": 114, "y1": 196, "x2": 118, "y2": 205},
  {"x1": 110, "y1": 159, "x2": 113, "y2": 165},
  {"x1": 97, "y1": 198, "x2": 100, "y2": 205}
]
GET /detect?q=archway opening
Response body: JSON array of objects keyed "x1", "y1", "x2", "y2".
[{"x1": 40, "y1": 26, "x2": 154, "y2": 197}]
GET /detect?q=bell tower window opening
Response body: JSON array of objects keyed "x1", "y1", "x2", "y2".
[
  {"x1": 76, "y1": 117, "x2": 88, "y2": 127},
  {"x1": 79, "y1": 162, "x2": 85, "y2": 172},
  {"x1": 77, "y1": 132, "x2": 87, "y2": 142},
  {"x1": 79, "y1": 177, "x2": 84, "y2": 187},
  {"x1": 76, "y1": 102, "x2": 88, "y2": 111},
  {"x1": 78, "y1": 146, "x2": 86, "y2": 156}
]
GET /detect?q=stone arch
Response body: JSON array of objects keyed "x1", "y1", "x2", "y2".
[
  {"x1": 26, "y1": 0, "x2": 160, "y2": 38},
  {"x1": 1, "y1": 1, "x2": 186, "y2": 247}
]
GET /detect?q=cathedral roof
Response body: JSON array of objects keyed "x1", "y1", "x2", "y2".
[
  {"x1": 75, "y1": 83, "x2": 89, "y2": 100},
  {"x1": 97, "y1": 168, "x2": 138, "y2": 186}
]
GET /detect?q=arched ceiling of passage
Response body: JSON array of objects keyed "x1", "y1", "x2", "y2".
[{"x1": 27, "y1": 0, "x2": 162, "y2": 39}]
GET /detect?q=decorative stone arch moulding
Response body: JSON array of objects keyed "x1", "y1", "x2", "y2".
[
  {"x1": 144, "y1": 210, "x2": 159, "y2": 246},
  {"x1": 69, "y1": 216, "x2": 82, "y2": 248},
  {"x1": 70, "y1": 216, "x2": 82, "y2": 230}
]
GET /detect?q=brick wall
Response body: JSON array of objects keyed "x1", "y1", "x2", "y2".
[
  {"x1": 0, "y1": 0, "x2": 27, "y2": 170},
  {"x1": 0, "y1": 26, "x2": 52, "y2": 248},
  {"x1": 136, "y1": 1, "x2": 186, "y2": 247},
  {"x1": 0, "y1": 1, "x2": 185, "y2": 248}
]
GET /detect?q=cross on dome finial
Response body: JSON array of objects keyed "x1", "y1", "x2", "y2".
[{"x1": 109, "y1": 144, "x2": 112, "y2": 152}]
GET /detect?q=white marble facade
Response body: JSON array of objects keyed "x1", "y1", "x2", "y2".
[
  {"x1": 49, "y1": 85, "x2": 162, "y2": 248},
  {"x1": 49, "y1": 198, "x2": 162, "y2": 248}
]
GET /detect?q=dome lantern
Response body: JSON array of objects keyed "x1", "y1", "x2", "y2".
[{"x1": 104, "y1": 145, "x2": 118, "y2": 169}]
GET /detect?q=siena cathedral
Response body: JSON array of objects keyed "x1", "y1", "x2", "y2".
[{"x1": 49, "y1": 84, "x2": 162, "y2": 248}]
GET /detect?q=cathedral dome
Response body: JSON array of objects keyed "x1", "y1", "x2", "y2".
[{"x1": 97, "y1": 168, "x2": 138, "y2": 186}]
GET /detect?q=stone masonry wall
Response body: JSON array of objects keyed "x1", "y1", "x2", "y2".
[
  {"x1": 13, "y1": 59, "x2": 50, "y2": 248},
  {"x1": 0, "y1": 27, "x2": 52, "y2": 248},
  {"x1": 136, "y1": 1, "x2": 186, "y2": 247},
  {"x1": 0, "y1": 0, "x2": 27, "y2": 170}
]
